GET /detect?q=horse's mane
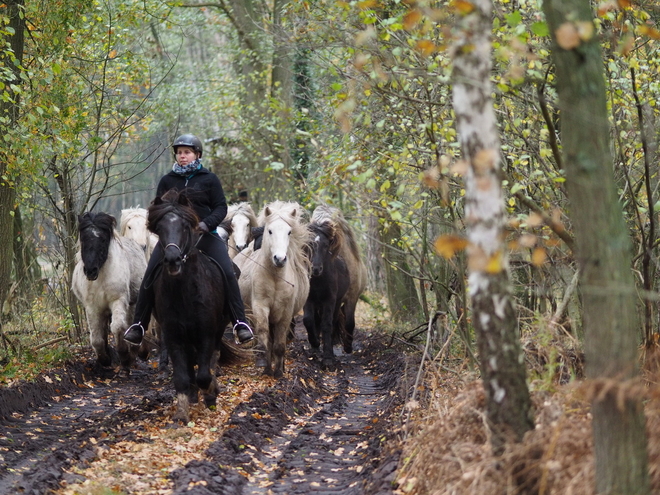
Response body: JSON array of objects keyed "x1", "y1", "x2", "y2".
[
  {"x1": 311, "y1": 205, "x2": 361, "y2": 261},
  {"x1": 148, "y1": 189, "x2": 200, "y2": 232},
  {"x1": 227, "y1": 202, "x2": 258, "y2": 227},
  {"x1": 119, "y1": 207, "x2": 147, "y2": 236},
  {"x1": 258, "y1": 200, "x2": 311, "y2": 272}
]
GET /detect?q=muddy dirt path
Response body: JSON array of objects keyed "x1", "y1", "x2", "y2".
[{"x1": 0, "y1": 321, "x2": 406, "y2": 494}]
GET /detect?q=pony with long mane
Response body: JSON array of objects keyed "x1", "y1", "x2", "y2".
[
  {"x1": 220, "y1": 202, "x2": 258, "y2": 258},
  {"x1": 119, "y1": 206, "x2": 165, "y2": 368},
  {"x1": 147, "y1": 189, "x2": 242, "y2": 422},
  {"x1": 72, "y1": 212, "x2": 147, "y2": 370},
  {"x1": 119, "y1": 207, "x2": 158, "y2": 262},
  {"x1": 303, "y1": 220, "x2": 350, "y2": 370},
  {"x1": 310, "y1": 205, "x2": 367, "y2": 354},
  {"x1": 234, "y1": 200, "x2": 311, "y2": 378}
]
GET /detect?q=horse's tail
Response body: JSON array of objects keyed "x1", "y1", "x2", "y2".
[{"x1": 217, "y1": 337, "x2": 251, "y2": 366}]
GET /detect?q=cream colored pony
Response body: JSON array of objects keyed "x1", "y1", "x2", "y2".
[
  {"x1": 310, "y1": 205, "x2": 367, "y2": 353},
  {"x1": 234, "y1": 201, "x2": 311, "y2": 378},
  {"x1": 119, "y1": 207, "x2": 158, "y2": 262},
  {"x1": 225, "y1": 202, "x2": 258, "y2": 259}
]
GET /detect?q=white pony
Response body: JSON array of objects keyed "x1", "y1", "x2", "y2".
[
  {"x1": 234, "y1": 201, "x2": 311, "y2": 378},
  {"x1": 72, "y1": 212, "x2": 147, "y2": 370},
  {"x1": 223, "y1": 202, "x2": 258, "y2": 259},
  {"x1": 119, "y1": 206, "x2": 166, "y2": 367},
  {"x1": 119, "y1": 207, "x2": 158, "y2": 262}
]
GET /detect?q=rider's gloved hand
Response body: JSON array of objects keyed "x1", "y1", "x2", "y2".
[{"x1": 198, "y1": 221, "x2": 209, "y2": 233}]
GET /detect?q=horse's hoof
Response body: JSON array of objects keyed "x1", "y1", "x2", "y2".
[
  {"x1": 321, "y1": 359, "x2": 337, "y2": 371},
  {"x1": 343, "y1": 344, "x2": 353, "y2": 354},
  {"x1": 97, "y1": 355, "x2": 112, "y2": 367},
  {"x1": 274, "y1": 369, "x2": 284, "y2": 379},
  {"x1": 263, "y1": 367, "x2": 274, "y2": 377},
  {"x1": 204, "y1": 396, "x2": 217, "y2": 408},
  {"x1": 255, "y1": 356, "x2": 267, "y2": 368},
  {"x1": 172, "y1": 414, "x2": 188, "y2": 424}
]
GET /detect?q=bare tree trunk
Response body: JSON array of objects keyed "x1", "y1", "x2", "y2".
[
  {"x1": 0, "y1": 0, "x2": 25, "y2": 326},
  {"x1": 380, "y1": 219, "x2": 423, "y2": 322},
  {"x1": 543, "y1": 0, "x2": 650, "y2": 492},
  {"x1": 451, "y1": 0, "x2": 533, "y2": 453}
]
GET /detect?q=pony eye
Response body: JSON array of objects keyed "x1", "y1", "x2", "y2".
[{"x1": 268, "y1": 230, "x2": 272, "y2": 235}]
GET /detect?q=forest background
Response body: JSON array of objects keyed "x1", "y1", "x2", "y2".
[{"x1": 0, "y1": 0, "x2": 659, "y2": 493}]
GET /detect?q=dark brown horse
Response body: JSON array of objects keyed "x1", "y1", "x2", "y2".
[
  {"x1": 147, "y1": 189, "x2": 241, "y2": 422},
  {"x1": 303, "y1": 221, "x2": 350, "y2": 370}
]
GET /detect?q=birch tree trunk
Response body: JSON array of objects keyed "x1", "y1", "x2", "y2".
[
  {"x1": 543, "y1": 0, "x2": 650, "y2": 491},
  {"x1": 451, "y1": 0, "x2": 533, "y2": 453}
]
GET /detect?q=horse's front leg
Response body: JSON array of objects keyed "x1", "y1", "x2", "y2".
[
  {"x1": 109, "y1": 298, "x2": 133, "y2": 370},
  {"x1": 87, "y1": 309, "x2": 112, "y2": 367},
  {"x1": 170, "y1": 345, "x2": 195, "y2": 423},
  {"x1": 253, "y1": 307, "x2": 271, "y2": 375},
  {"x1": 201, "y1": 349, "x2": 220, "y2": 409},
  {"x1": 195, "y1": 339, "x2": 217, "y2": 408},
  {"x1": 320, "y1": 298, "x2": 337, "y2": 371},
  {"x1": 303, "y1": 300, "x2": 320, "y2": 352},
  {"x1": 272, "y1": 321, "x2": 288, "y2": 379}
]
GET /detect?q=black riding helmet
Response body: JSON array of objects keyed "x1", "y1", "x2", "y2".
[{"x1": 172, "y1": 134, "x2": 203, "y2": 158}]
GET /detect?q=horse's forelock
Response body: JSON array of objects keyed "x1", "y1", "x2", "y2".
[
  {"x1": 148, "y1": 194, "x2": 199, "y2": 232},
  {"x1": 79, "y1": 212, "x2": 116, "y2": 236}
]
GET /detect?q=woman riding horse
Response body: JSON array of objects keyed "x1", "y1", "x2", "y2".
[{"x1": 124, "y1": 133, "x2": 254, "y2": 346}]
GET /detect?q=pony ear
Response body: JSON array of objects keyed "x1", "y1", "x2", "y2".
[
  {"x1": 265, "y1": 206, "x2": 272, "y2": 217},
  {"x1": 110, "y1": 215, "x2": 117, "y2": 229},
  {"x1": 291, "y1": 208, "x2": 297, "y2": 218},
  {"x1": 178, "y1": 192, "x2": 190, "y2": 206},
  {"x1": 153, "y1": 196, "x2": 164, "y2": 206}
]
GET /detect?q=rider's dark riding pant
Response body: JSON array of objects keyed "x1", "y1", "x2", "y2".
[{"x1": 131, "y1": 232, "x2": 247, "y2": 329}]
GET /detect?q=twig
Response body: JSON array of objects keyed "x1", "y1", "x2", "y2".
[
  {"x1": 549, "y1": 267, "x2": 580, "y2": 329},
  {"x1": 34, "y1": 336, "x2": 68, "y2": 351}
]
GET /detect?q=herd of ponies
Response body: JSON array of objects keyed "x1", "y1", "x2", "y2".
[{"x1": 71, "y1": 191, "x2": 367, "y2": 422}]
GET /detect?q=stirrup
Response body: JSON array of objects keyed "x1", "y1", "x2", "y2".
[
  {"x1": 233, "y1": 321, "x2": 254, "y2": 345},
  {"x1": 124, "y1": 323, "x2": 145, "y2": 346}
]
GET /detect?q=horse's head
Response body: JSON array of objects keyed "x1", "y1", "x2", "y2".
[
  {"x1": 149, "y1": 190, "x2": 200, "y2": 276},
  {"x1": 262, "y1": 204, "x2": 301, "y2": 268},
  {"x1": 120, "y1": 208, "x2": 150, "y2": 253},
  {"x1": 308, "y1": 222, "x2": 342, "y2": 277},
  {"x1": 232, "y1": 211, "x2": 253, "y2": 252},
  {"x1": 78, "y1": 212, "x2": 116, "y2": 281},
  {"x1": 228, "y1": 203, "x2": 257, "y2": 253}
]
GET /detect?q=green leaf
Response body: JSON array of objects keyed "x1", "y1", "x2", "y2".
[
  {"x1": 510, "y1": 183, "x2": 524, "y2": 194},
  {"x1": 505, "y1": 11, "x2": 522, "y2": 28},
  {"x1": 530, "y1": 21, "x2": 549, "y2": 37}
]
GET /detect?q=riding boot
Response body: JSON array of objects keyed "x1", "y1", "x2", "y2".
[{"x1": 124, "y1": 244, "x2": 161, "y2": 345}]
